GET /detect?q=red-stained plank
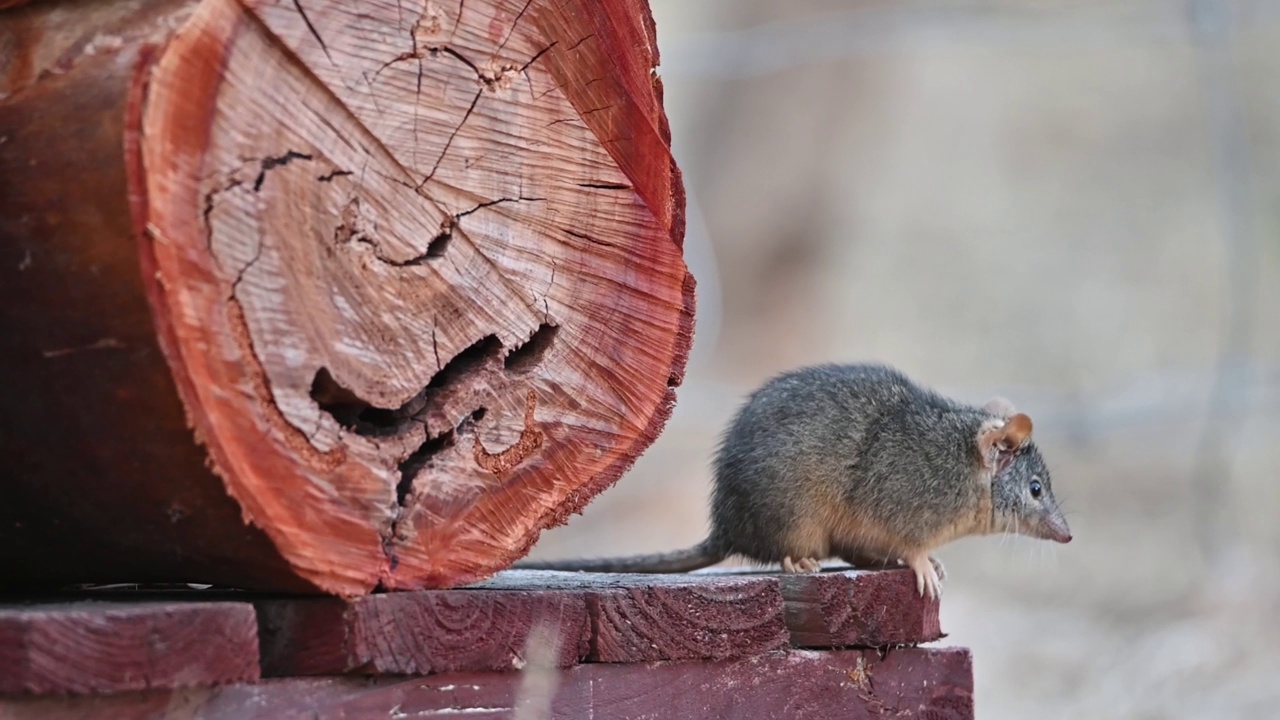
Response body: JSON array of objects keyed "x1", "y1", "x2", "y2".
[
  {"x1": 0, "y1": 600, "x2": 259, "y2": 695},
  {"x1": 255, "y1": 588, "x2": 590, "y2": 677},
  {"x1": 774, "y1": 567, "x2": 945, "y2": 648},
  {"x1": 0, "y1": 648, "x2": 974, "y2": 719},
  {"x1": 475, "y1": 569, "x2": 790, "y2": 662}
]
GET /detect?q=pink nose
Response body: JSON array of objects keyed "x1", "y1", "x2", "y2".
[{"x1": 1042, "y1": 516, "x2": 1072, "y2": 544}]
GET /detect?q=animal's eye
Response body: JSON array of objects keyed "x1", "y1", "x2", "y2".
[{"x1": 1029, "y1": 479, "x2": 1043, "y2": 499}]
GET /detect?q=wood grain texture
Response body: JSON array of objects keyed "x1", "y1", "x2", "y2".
[
  {"x1": 255, "y1": 588, "x2": 590, "y2": 677},
  {"x1": 776, "y1": 568, "x2": 945, "y2": 648},
  {"x1": 253, "y1": 568, "x2": 937, "y2": 676},
  {"x1": 0, "y1": 0, "x2": 690, "y2": 596},
  {"x1": 0, "y1": 601, "x2": 259, "y2": 695},
  {"x1": 474, "y1": 569, "x2": 790, "y2": 662},
  {"x1": 0, "y1": 648, "x2": 974, "y2": 719}
]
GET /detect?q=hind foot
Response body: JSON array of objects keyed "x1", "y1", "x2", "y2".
[{"x1": 782, "y1": 556, "x2": 821, "y2": 573}]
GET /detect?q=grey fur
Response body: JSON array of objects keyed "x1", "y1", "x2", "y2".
[{"x1": 514, "y1": 363, "x2": 1071, "y2": 575}]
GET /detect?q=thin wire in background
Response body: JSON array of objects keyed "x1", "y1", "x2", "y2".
[{"x1": 1187, "y1": 0, "x2": 1260, "y2": 578}]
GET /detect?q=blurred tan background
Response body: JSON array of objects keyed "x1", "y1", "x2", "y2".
[{"x1": 523, "y1": 1, "x2": 1280, "y2": 717}]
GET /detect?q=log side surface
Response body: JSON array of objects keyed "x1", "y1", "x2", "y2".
[
  {"x1": 0, "y1": 0, "x2": 691, "y2": 596},
  {"x1": 0, "y1": 648, "x2": 975, "y2": 720},
  {"x1": 0, "y1": 600, "x2": 259, "y2": 695}
]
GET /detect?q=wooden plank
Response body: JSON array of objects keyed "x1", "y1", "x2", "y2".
[
  {"x1": 257, "y1": 568, "x2": 936, "y2": 675},
  {"x1": 775, "y1": 567, "x2": 945, "y2": 648},
  {"x1": 0, "y1": 600, "x2": 259, "y2": 695},
  {"x1": 255, "y1": 589, "x2": 590, "y2": 677},
  {"x1": 475, "y1": 570, "x2": 790, "y2": 663},
  {"x1": 0, "y1": 648, "x2": 975, "y2": 719}
]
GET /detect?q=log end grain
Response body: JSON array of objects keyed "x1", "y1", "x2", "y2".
[
  {"x1": 136, "y1": 0, "x2": 693, "y2": 595},
  {"x1": 1, "y1": 0, "x2": 691, "y2": 596}
]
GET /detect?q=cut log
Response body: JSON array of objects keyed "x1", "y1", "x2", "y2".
[{"x1": 0, "y1": 0, "x2": 691, "y2": 596}]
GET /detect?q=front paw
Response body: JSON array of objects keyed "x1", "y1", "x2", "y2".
[
  {"x1": 928, "y1": 555, "x2": 947, "y2": 582},
  {"x1": 908, "y1": 555, "x2": 943, "y2": 600}
]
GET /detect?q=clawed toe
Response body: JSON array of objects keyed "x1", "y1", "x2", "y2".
[
  {"x1": 782, "y1": 556, "x2": 822, "y2": 574},
  {"x1": 929, "y1": 556, "x2": 947, "y2": 582},
  {"x1": 908, "y1": 555, "x2": 943, "y2": 601}
]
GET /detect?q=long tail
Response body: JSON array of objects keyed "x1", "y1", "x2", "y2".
[{"x1": 512, "y1": 539, "x2": 724, "y2": 573}]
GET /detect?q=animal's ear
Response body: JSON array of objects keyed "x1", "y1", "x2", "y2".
[
  {"x1": 999, "y1": 413, "x2": 1033, "y2": 450},
  {"x1": 976, "y1": 413, "x2": 1034, "y2": 468},
  {"x1": 983, "y1": 396, "x2": 1017, "y2": 418}
]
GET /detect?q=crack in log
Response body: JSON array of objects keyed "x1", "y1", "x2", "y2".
[
  {"x1": 581, "y1": 103, "x2": 615, "y2": 118},
  {"x1": 418, "y1": 195, "x2": 545, "y2": 261},
  {"x1": 292, "y1": 0, "x2": 334, "y2": 65},
  {"x1": 311, "y1": 321, "x2": 560, "y2": 562},
  {"x1": 229, "y1": 235, "x2": 264, "y2": 298},
  {"x1": 520, "y1": 43, "x2": 557, "y2": 100},
  {"x1": 417, "y1": 87, "x2": 482, "y2": 190},
  {"x1": 452, "y1": 0, "x2": 467, "y2": 40},
  {"x1": 504, "y1": 323, "x2": 558, "y2": 374},
  {"x1": 439, "y1": 46, "x2": 481, "y2": 77},
  {"x1": 339, "y1": 196, "x2": 544, "y2": 266},
  {"x1": 519, "y1": 43, "x2": 556, "y2": 73},
  {"x1": 578, "y1": 182, "x2": 630, "y2": 190},
  {"x1": 565, "y1": 228, "x2": 617, "y2": 249},
  {"x1": 431, "y1": 320, "x2": 442, "y2": 372},
  {"x1": 566, "y1": 34, "x2": 595, "y2": 52},
  {"x1": 311, "y1": 335, "x2": 503, "y2": 439},
  {"x1": 318, "y1": 169, "x2": 352, "y2": 182},
  {"x1": 396, "y1": 407, "x2": 486, "y2": 507},
  {"x1": 310, "y1": 323, "x2": 559, "y2": 477},
  {"x1": 369, "y1": 40, "x2": 554, "y2": 187},
  {"x1": 495, "y1": 0, "x2": 534, "y2": 56},
  {"x1": 202, "y1": 178, "x2": 243, "y2": 252},
  {"x1": 414, "y1": 56, "x2": 425, "y2": 151},
  {"x1": 253, "y1": 150, "x2": 314, "y2": 191}
]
